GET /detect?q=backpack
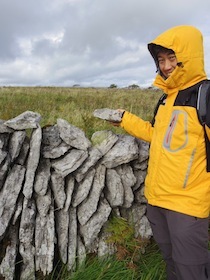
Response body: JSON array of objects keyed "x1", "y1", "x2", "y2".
[{"x1": 151, "y1": 80, "x2": 210, "y2": 172}]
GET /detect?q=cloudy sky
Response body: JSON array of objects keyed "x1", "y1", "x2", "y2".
[{"x1": 0, "y1": 0, "x2": 210, "y2": 88}]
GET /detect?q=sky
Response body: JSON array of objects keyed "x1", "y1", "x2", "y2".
[{"x1": 0, "y1": 0, "x2": 210, "y2": 88}]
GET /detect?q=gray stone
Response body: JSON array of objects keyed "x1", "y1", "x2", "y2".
[
  {"x1": 72, "y1": 168, "x2": 95, "y2": 207},
  {"x1": 0, "y1": 120, "x2": 14, "y2": 133},
  {"x1": 22, "y1": 125, "x2": 42, "y2": 199},
  {"x1": 5, "y1": 111, "x2": 41, "y2": 130},
  {"x1": 19, "y1": 197, "x2": 36, "y2": 280},
  {"x1": 115, "y1": 165, "x2": 135, "y2": 208},
  {"x1": 0, "y1": 156, "x2": 11, "y2": 190},
  {"x1": 135, "y1": 139, "x2": 149, "y2": 163},
  {"x1": 57, "y1": 118, "x2": 91, "y2": 150},
  {"x1": 64, "y1": 175, "x2": 75, "y2": 212},
  {"x1": 51, "y1": 149, "x2": 88, "y2": 178},
  {"x1": 34, "y1": 158, "x2": 51, "y2": 196},
  {"x1": 105, "y1": 169, "x2": 124, "y2": 207},
  {"x1": 80, "y1": 198, "x2": 112, "y2": 248},
  {"x1": 77, "y1": 235, "x2": 86, "y2": 267},
  {"x1": 134, "y1": 186, "x2": 147, "y2": 204},
  {"x1": 101, "y1": 135, "x2": 139, "y2": 168},
  {"x1": 97, "y1": 228, "x2": 116, "y2": 257},
  {"x1": 91, "y1": 130, "x2": 119, "y2": 155},
  {"x1": 55, "y1": 209, "x2": 69, "y2": 264},
  {"x1": 0, "y1": 225, "x2": 18, "y2": 280},
  {"x1": 36, "y1": 191, "x2": 52, "y2": 217},
  {"x1": 93, "y1": 108, "x2": 124, "y2": 122},
  {"x1": 12, "y1": 194, "x2": 24, "y2": 225},
  {"x1": 41, "y1": 142, "x2": 71, "y2": 159},
  {"x1": 137, "y1": 215, "x2": 153, "y2": 240},
  {"x1": 51, "y1": 172, "x2": 66, "y2": 210},
  {"x1": 0, "y1": 149, "x2": 7, "y2": 165},
  {"x1": 78, "y1": 164, "x2": 106, "y2": 226},
  {"x1": 122, "y1": 204, "x2": 151, "y2": 240},
  {"x1": 15, "y1": 138, "x2": 30, "y2": 165},
  {"x1": 132, "y1": 159, "x2": 148, "y2": 171},
  {"x1": 35, "y1": 205, "x2": 55, "y2": 275},
  {"x1": 0, "y1": 134, "x2": 10, "y2": 149},
  {"x1": 42, "y1": 125, "x2": 62, "y2": 147},
  {"x1": 0, "y1": 164, "x2": 25, "y2": 240},
  {"x1": 68, "y1": 207, "x2": 77, "y2": 271},
  {"x1": 75, "y1": 147, "x2": 102, "y2": 182},
  {"x1": 8, "y1": 130, "x2": 26, "y2": 162},
  {"x1": 133, "y1": 170, "x2": 147, "y2": 191}
]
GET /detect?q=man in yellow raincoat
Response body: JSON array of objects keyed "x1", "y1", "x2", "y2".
[{"x1": 114, "y1": 25, "x2": 210, "y2": 279}]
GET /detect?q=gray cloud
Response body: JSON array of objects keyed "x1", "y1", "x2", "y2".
[{"x1": 0, "y1": 0, "x2": 210, "y2": 87}]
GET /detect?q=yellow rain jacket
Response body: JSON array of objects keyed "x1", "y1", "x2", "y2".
[{"x1": 121, "y1": 25, "x2": 210, "y2": 218}]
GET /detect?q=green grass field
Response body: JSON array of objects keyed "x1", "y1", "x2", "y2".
[{"x1": 0, "y1": 86, "x2": 162, "y2": 138}]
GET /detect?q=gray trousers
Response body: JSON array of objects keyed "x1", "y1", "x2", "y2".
[{"x1": 146, "y1": 204, "x2": 210, "y2": 280}]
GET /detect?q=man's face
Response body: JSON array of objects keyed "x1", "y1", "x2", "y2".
[{"x1": 157, "y1": 51, "x2": 177, "y2": 79}]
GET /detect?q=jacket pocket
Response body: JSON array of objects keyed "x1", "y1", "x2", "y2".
[{"x1": 163, "y1": 110, "x2": 188, "y2": 152}]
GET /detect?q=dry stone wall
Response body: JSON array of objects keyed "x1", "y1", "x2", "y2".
[{"x1": 0, "y1": 111, "x2": 152, "y2": 280}]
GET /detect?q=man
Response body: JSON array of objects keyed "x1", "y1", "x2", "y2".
[{"x1": 113, "y1": 25, "x2": 210, "y2": 279}]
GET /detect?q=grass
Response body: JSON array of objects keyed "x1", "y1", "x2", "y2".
[
  {"x1": 0, "y1": 86, "x2": 162, "y2": 138},
  {"x1": 38, "y1": 240, "x2": 166, "y2": 280}
]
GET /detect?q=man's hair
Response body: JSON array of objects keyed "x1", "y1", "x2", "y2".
[{"x1": 153, "y1": 45, "x2": 175, "y2": 58}]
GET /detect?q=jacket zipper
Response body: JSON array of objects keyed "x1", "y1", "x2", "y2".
[
  {"x1": 165, "y1": 114, "x2": 177, "y2": 145},
  {"x1": 183, "y1": 149, "x2": 196, "y2": 188}
]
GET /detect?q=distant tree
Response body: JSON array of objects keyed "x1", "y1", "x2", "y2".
[
  {"x1": 109, "y1": 84, "x2": 117, "y2": 88},
  {"x1": 128, "y1": 84, "x2": 140, "y2": 89}
]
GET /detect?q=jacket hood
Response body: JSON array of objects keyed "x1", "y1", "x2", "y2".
[{"x1": 148, "y1": 25, "x2": 207, "y2": 92}]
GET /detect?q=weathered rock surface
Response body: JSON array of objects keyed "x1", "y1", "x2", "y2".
[
  {"x1": 72, "y1": 168, "x2": 95, "y2": 207},
  {"x1": 102, "y1": 135, "x2": 139, "y2": 168},
  {"x1": 80, "y1": 198, "x2": 112, "y2": 248},
  {"x1": 91, "y1": 130, "x2": 119, "y2": 155},
  {"x1": 0, "y1": 164, "x2": 25, "y2": 240},
  {"x1": 5, "y1": 111, "x2": 41, "y2": 130},
  {"x1": 57, "y1": 118, "x2": 91, "y2": 150},
  {"x1": 0, "y1": 225, "x2": 18, "y2": 280},
  {"x1": 19, "y1": 198, "x2": 36, "y2": 280},
  {"x1": 22, "y1": 125, "x2": 42, "y2": 199},
  {"x1": 78, "y1": 164, "x2": 106, "y2": 226},
  {"x1": 51, "y1": 172, "x2": 66, "y2": 210},
  {"x1": 105, "y1": 169, "x2": 124, "y2": 207},
  {"x1": 93, "y1": 108, "x2": 124, "y2": 122},
  {"x1": 74, "y1": 147, "x2": 102, "y2": 182},
  {"x1": 8, "y1": 130, "x2": 26, "y2": 162},
  {"x1": 34, "y1": 158, "x2": 51, "y2": 196},
  {"x1": 35, "y1": 205, "x2": 55, "y2": 275},
  {"x1": 51, "y1": 149, "x2": 88, "y2": 178}
]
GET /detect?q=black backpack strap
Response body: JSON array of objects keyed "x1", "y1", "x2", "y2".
[
  {"x1": 204, "y1": 130, "x2": 210, "y2": 172},
  {"x1": 197, "y1": 80, "x2": 210, "y2": 172},
  {"x1": 197, "y1": 80, "x2": 210, "y2": 125},
  {"x1": 151, "y1": 93, "x2": 167, "y2": 126}
]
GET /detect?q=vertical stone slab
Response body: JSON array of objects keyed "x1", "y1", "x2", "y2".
[
  {"x1": 51, "y1": 171, "x2": 66, "y2": 210},
  {"x1": 77, "y1": 164, "x2": 106, "y2": 225},
  {"x1": 55, "y1": 208, "x2": 69, "y2": 264},
  {"x1": 8, "y1": 130, "x2": 26, "y2": 162},
  {"x1": 68, "y1": 207, "x2": 77, "y2": 271},
  {"x1": 19, "y1": 198, "x2": 36, "y2": 280},
  {"x1": 22, "y1": 125, "x2": 42, "y2": 199},
  {"x1": 35, "y1": 204, "x2": 55, "y2": 275},
  {"x1": 0, "y1": 225, "x2": 18, "y2": 280},
  {"x1": 0, "y1": 164, "x2": 25, "y2": 240}
]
